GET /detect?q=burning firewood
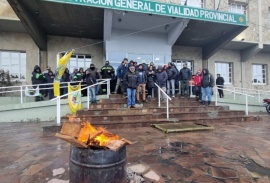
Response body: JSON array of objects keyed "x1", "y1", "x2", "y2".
[
  {"x1": 106, "y1": 140, "x2": 126, "y2": 151},
  {"x1": 55, "y1": 133, "x2": 87, "y2": 148}
]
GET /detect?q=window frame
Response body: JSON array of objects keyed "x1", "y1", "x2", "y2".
[
  {"x1": 0, "y1": 51, "x2": 26, "y2": 81},
  {"x1": 252, "y1": 64, "x2": 267, "y2": 85},
  {"x1": 215, "y1": 62, "x2": 233, "y2": 85},
  {"x1": 61, "y1": 53, "x2": 92, "y2": 72}
]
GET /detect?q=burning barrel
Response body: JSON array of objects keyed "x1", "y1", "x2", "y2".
[
  {"x1": 70, "y1": 145, "x2": 127, "y2": 183},
  {"x1": 55, "y1": 122, "x2": 132, "y2": 183}
]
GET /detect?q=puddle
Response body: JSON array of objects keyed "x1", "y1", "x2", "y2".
[{"x1": 245, "y1": 159, "x2": 270, "y2": 178}]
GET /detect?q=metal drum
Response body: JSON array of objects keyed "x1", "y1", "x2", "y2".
[{"x1": 69, "y1": 145, "x2": 127, "y2": 183}]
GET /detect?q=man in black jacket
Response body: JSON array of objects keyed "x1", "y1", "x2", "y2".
[
  {"x1": 123, "y1": 66, "x2": 139, "y2": 108},
  {"x1": 179, "y1": 63, "x2": 192, "y2": 97},
  {"x1": 166, "y1": 62, "x2": 178, "y2": 98},
  {"x1": 31, "y1": 65, "x2": 46, "y2": 101},
  {"x1": 216, "y1": 74, "x2": 225, "y2": 98},
  {"x1": 136, "y1": 64, "x2": 148, "y2": 104},
  {"x1": 201, "y1": 69, "x2": 214, "y2": 106}
]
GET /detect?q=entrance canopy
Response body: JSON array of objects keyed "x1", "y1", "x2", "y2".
[{"x1": 7, "y1": 0, "x2": 247, "y2": 59}]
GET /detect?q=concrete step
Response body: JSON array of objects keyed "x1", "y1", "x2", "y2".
[
  {"x1": 65, "y1": 110, "x2": 245, "y2": 123},
  {"x1": 76, "y1": 116, "x2": 259, "y2": 129},
  {"x1": 78, "y1": 106, "x2": 230, "y2": 115}
]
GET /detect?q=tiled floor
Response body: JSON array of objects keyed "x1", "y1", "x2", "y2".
[{"x1": 0, "y1": 115, "x2": 270, "y2": 183}]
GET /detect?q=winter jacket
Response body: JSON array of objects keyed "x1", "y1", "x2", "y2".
[
  {"x1": 101, "y1": 65, "x2": 115, "y2": 79},
  {"x1": 147, "y1": 70, "x2": 156, "y2": 88},
  {"x1": 73, "y1": 72, "x2": 83, "y2": 81},
  {"x1": 31, "y1": 65, "x2": 46, "y2": 85},
  {"x1": 86, "y1": 67, "x2": 101, "y2": 81},
  {"x1": 137, "y1": 70, "x2": 147, "y2": 84},
  {"x1": 116, "y1": 64, "x2": 128, "y2": 79},
  {"x1": 123, "y1": 71, "x2": 139, "y2": 89},
  {"x1": 179, "y1": 67, "x2": 192, "y2": 80},
  {"x1": 85, "y1": 73, "x2": 97, "y2": 86},
  {"x1": 46, "y1": 71, "x2": 55, "y2": 84},
  {"x1": 61, "y1": 70, "x2": 70, "y2": 83},
  {"x1": 216, "y1": 77, "x2": 225, "y2": 86},
  {"x1": 201, "y1": 69, "x2": 214, "y2": 88},
  {"x1": 194, "y1": 75, "x2": 203, "y2": 87},
  {"x1": 155, "y1": 68, "x2": 168, "y2": 88},
  {"x1": 166, "y1": 67, "x2": 177, "y2": 80}
]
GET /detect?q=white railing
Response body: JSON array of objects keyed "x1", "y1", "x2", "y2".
[
  {"x1": 215, "y1": 86, "x2": 255, "y2": 115},
  {"x1": 155, "y1": 83, "x2": 172, "y2": 119},
  {"x1": 51, "y1": 79, "x2": 110, "y2": 124},
  {"x1": 219, "y1": 85, "x2": 270, "y2": 102},
  {"x1": 0, "y1": 79, "x2": 110, "y2": 103}
]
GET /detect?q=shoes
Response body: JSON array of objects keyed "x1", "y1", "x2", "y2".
[
  {"x1": 127, "y1": 106, "x2": 131, "y2": 109},
  {"x1": 172, "y1": 96, "x2": 175, "y2": 98},
  {"x1": 147, "y1": 95, "x2": 151, "y2": 98},
  {"x1": 208, "y1": 101, "x2": 211, "y2": 106},
  {"x1": 130, "y1": 106, "x2": 135, "y2": 108},
  {"x1": 142, "y1": 100, "x2": 148, "y2": 103},
  {"x1": 136, "y1": 100, "x2": 140, "y2": 104}
]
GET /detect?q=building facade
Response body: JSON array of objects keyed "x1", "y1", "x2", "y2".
[{"x1": 0, "y1": 0, "x2": 269, "y2": 90}]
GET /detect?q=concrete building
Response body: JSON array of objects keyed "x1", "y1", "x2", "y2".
[{"x1": 0, "y1": 0, "x2": 269, "y2": 90}]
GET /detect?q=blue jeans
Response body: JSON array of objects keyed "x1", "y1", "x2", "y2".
[
  {"x1": 167, "y1": 79, "x2": 175, "y2": 96},
  {"x1": 201, "y1": 87, "x2": 212, "y2": 104},
  {"x1": 127, "y1": 88, "x2": 136, "y2": 107},
  {"x1": 88, "y1": 87, "x2": 96, "y2": 103}
]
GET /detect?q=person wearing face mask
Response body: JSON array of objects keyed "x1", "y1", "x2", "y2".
[
  {"x1": 86, "y1": 64, "x2": 102, "y2": 95},
  {"x1": 136, "y1": 64, "x2": 148, "y2": 104},
  {"x1": 101, "y1": 61, "x2": 115, "y2": 94}
]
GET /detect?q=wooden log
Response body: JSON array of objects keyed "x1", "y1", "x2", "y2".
[
  {"x1": 60, "y1": 122, "x2": 81, "y2": 137},
  {"x1": 89, "y1": 130, "x2": 103, "y2": 141},
  {"x1": 55, "y1": 133, "x2": 87, "y2": 148},
  {"x1": 105, "y1": 140, "x2": 126, "y2": 151}
]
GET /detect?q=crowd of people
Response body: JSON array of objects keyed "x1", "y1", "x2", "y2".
[{"x1": 31, "y1": 58, "x2": 225, "y2": 106}]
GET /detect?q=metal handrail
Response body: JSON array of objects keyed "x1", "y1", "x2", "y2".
[
  {"x1": 154, "y1": 83, "x2": 172, "y2": 119},
  {"x1": 51, "y1": 79, "x2": 110, "y2": 124},
  {"x1": 215, "y1": 86, "x2": 255, "y2": 115},
  {"x1": 0, "y1": 79, "x2": 108, "y2": 104}
]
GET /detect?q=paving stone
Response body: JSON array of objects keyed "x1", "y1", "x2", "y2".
[
  {"x1": 143, "y1": 170, "x2": 160, "y2": 181},
  {"x1": 128, "y1": 164, "x2": 149, "y2": 174},
  {"x1": 209, "y1": 166, "x2": 238, "y2": 179}
]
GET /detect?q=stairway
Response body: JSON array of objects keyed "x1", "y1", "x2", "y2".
[{"x1": 61, "y1": 94, "x2": 260, "y2": 129}]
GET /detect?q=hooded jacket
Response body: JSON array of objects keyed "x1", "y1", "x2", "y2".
[
  {"x1": 155, "y1": 66, "x2": 168, "y2": 87},
  {"x1": 194, "y1": 70, "x2": 203, "y2": 87},
  {"x1": 86, "y1": 66, "x2": 101, "y2": 81},
  {"x1": 31, "y1": 65, "x2": 46, "y2": 85},
  {"x1": 201, "y1": 69, "x2": 214, "y2": 88},
  {"x1": 216, "y1": 76, "x2": 225, "y2": 86},
  {"x1": 166, "y1": 66, "x2": 177, "y2": 80}
]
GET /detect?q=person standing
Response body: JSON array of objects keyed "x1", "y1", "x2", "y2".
[
  {"x1": 193, "y1": 70, "x2": 203, "y2": 101},
  {"x1": 61, "y1": 68, "x2": 70, "y2": 97},
  {"x1": 47, "y1": 70, "x2": 55, "y2": 100},
  {"x1": 216, "y1": 74, "x2": 225, "y2": 98},
  {"x1": 136, "y1": 64, "x2": 148, "y2": 104},
  {"x1": 43, "y1": 66, "x2": 51, "y2": 97},
  {"x1": 179, "y1": 63, "x2": 192, "y2": 97},
  {"x1": 166, "y1": 62, "x2": 177, "y2": 98},
  {"x1": 31, "y1": 65, "x2": 46, "y2": 101},
  {"x1": 146, "y1": 65, "x2": 156, "y2": 98},
  {"x1": 123, "y1": 66, "x2": 139, "y2": 108},
  {"x1": 201, "y1": 69, "x2": 214, "y2": 106},
  {"x1": 100, "y1": 61, "x2": 115, "y2": 94},
  {"x1": 86, "y1": 64, "x2": 102, "y2": 95},
  {"x1": 115, "y1": 58, "x2": 128, "y2": 94},
  {"x1": 85, "y1": 69, "x2": 98, "y2": 104},
  {"x1": 155, "y1": 65, "x2": 168, "y2": 101}
]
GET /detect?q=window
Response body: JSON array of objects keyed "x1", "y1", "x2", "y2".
[
  {"x1": 66, "y1": 54, "x2": 91, "y2": 72},
  {"x1": 252, "y1": 64, "x2": 267, "y2": 85},
  {"x1": 228, "y1": 2, "x2": 247, "y2": 15},
  {"x1": 0, "y1": 51, "x2": 26, "y2": 80},
  {"x1": 107, "y1": 52, "x2": 170, "y2": 73},
  {"x1": 181, "y1": 0, "x2": 204, "y2": 8},
  {"x1": 215, "y1": 62, "x2": 232, "y2": 84}
]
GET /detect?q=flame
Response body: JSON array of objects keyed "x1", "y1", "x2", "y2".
[{"x1": 77, "y1": 122, "x2": 120, "y2": 147}]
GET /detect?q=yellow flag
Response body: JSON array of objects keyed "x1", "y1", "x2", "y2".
[
  {"x1": 68, "y1": 83, "x2": 82, "y2": 114},
  {"x1": 54, "y1": 50, "x2": 74, "y2": 96}
]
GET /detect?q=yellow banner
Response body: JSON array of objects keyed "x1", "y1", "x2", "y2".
[
  {"x1": 54, "y1": 50, "x2": 74, "y2": 96},
  {"x1": 68, "y1": 83, "x2": 82, "y2": 114}
]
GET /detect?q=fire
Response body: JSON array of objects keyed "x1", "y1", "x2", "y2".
[{"x1": 77, "y1": 122, "x2": 120, "y2": 147}]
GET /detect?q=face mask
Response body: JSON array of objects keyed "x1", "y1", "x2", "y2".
[
  {"x1": 105, "y1": 63, "x2": 109, "y2": 66},
  {"x1": 90, "y1": 67, "x2": 95, "y2": 70}
]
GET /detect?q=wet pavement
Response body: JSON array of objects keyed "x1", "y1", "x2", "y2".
[{"x1": 0, "y1": 115, "x2": 270, "y2": 183}]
